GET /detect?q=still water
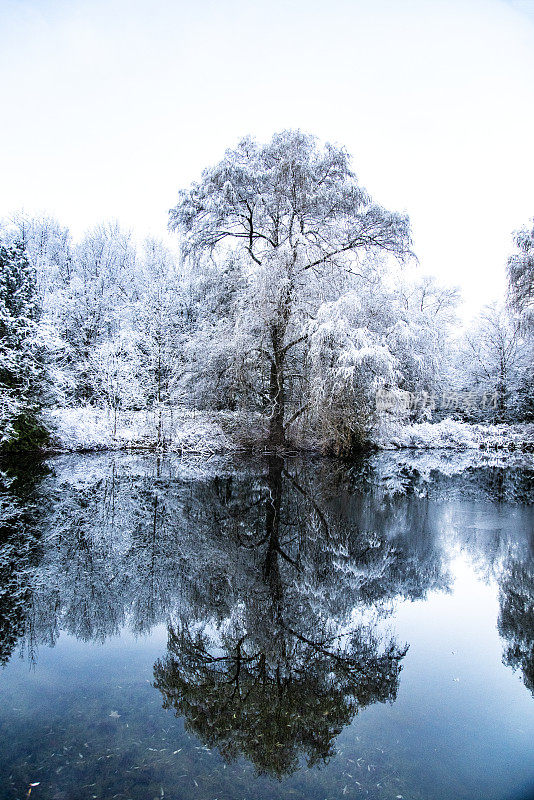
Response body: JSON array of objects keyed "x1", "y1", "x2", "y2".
[{"x1": 0, "y1": 451, "x2": 533, "y2": 800}]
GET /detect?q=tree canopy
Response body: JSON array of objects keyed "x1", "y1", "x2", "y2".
[
  {"x1": 507, "y1": 219, "x2": 534, "y2": 330},
  {"x1": 169, "y1": 130, "x2": 413, "y2": 447},
  {"x1": 0, "y1": 242, "x2": 54, "y2": 453}
]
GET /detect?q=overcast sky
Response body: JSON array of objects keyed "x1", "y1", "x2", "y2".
[{"x1": 1, "y1": 0, "x2": 534, "y2": 317}]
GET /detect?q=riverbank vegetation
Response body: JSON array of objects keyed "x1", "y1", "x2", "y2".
[{"x1": 1, "y1": 132, "x2": 532, "y2": 456}]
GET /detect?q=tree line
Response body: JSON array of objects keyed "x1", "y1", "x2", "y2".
[{"x1": 1, "y1": 131, "x2": 532, "y2": 454}]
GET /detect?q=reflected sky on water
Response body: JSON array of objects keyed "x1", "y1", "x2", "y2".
[{"x1": 0, "y1": 451, "x2": 533, "y2": 800}]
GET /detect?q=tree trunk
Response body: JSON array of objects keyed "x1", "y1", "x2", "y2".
[
  {"x1": 268, "y1": 356, "x2": 286, "y2": 446},
  {"x1": 496, "y1": 353, "x2": 507, "y2": 423},
  {"x1": 268, "y1": 328, "x2": 287, "y2": 447},
  {"x1": 263, "y1": 455, "x2": 284, "y2": 612},
  {"x1": 157, "y1": 340, "x2": 163, "y2": 445}
]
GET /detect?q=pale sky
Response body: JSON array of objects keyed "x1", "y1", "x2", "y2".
[{"x1": 1, "y1": 0, "x2": 534, "y2": 317}]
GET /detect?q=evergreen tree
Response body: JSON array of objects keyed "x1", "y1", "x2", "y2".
[{"x1": 0, "y1": 241, "x2": 51, "y2": 453}]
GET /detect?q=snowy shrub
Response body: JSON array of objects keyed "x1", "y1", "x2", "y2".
[{"x1": 377, "y1": 418, "x2": 534, "y2": 451}]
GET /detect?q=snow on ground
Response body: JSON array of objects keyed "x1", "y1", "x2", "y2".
[
  {"x1": 45, "y1": 407, "x2": 265, "y2": 454},
  {"x1": 376, "y1": 418, "x2": 534, "y2": 451},
  {"x1": 45, "y1": 407, "x2": 533, "y2": 455}
]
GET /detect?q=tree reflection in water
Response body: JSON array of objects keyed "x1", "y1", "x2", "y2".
[
  {"x1": 498, "y1": 556, "x2": 534, "y2": 696},
  {"x1": 154, "y1": 456, "x2": 408, "y2": 778},
  {"x1": 0, "y1": 451, "x2": 532, "y2": 779},
  {"x1": 0, "y1": 458, "x2": 49, "y2": 665}
]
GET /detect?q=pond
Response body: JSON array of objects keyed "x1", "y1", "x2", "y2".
[{"x1": 0, "y1": 451, "x2": 533, "y2": 800}]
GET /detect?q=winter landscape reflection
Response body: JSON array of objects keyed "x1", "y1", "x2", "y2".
[{"x1": 0, "y1": 452, "x2": 533, "y2": 800}]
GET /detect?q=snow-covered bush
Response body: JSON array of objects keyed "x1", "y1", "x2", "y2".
[
  {"x1": 46, "y1": 407, "x2": 244, "y2": 454},
  {"x1": 377, "y1": 418, "x2": 534, "y2": 451},
  {"x1": 307, "y1": 292, "x2": 400, "y2": 455}
]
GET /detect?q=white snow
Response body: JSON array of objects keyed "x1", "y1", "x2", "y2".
[
  {"x1": 376, "y1": 418, "x2": 533, "y2": 451},
  {"x1": 45, "y1": 407, "x2": 533, "y2": 454},
  {"x1": 44, "y1": 407, "x2": 264, "y2": 454}
]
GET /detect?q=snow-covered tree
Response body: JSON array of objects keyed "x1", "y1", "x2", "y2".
[
  {"x1": 59, "y1": 222, "x2": 137, "y2": 403},
  {"x1": 307, "y1": 291, "x2": 400, "y2": 454},
  {"x1": 391, "y1": 274, "x2": 460, "y2": 400},
  {"x1": 3, "y1": 212, "x2": 73, "y2": 297},
  {"x1": 507, "y1": 219, "x2": 534, "y2": 332},
  {"x1": 170, "y1": 130, "x2": 412, "y2": 446},
  {"x1": 181, "y1": 252, "x2": 248, "y2": 412},
  {"x1": 132, "y1": 239, "x2": 186, "y2": 441},
  {"x1": 89, "y1": 335, "x2": 141, "y2": 436},
  {"x1": 505, "y1": 220, "x2": 534, "y2": 420},
  {"x1": 0, "y1": 242, "x2": 55, "y2": 452},
  {"x1": 299, "y1": 270, "x2": 459, "y2": 453},
  {"x1": 455, "y1": 303, "x2": 532, "y2": 422}
]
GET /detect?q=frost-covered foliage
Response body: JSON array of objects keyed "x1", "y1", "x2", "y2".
[
  {"x1": 1, "y1": 212, "x2": 74, "y2": 298},
  {"x1": 170, "y1": 131, "x2": 462, "y2": 452},
  {"x1": 303, "y1": 273, "x2": 459, "y2": 453},
  {"x1": 307, "y1": 291, "x2": 400, "y2": 454},
  {"x1": 45, "y1": 406, "x2": 252, "y2": 454},
  {"x1": 167, "y1": 132, "x2": 468, "y2": 452},
  {"x1": 132, "y1": 239, "x2": 188, "y2": 436},
  {"x1": 377, "y1": 418, "x2": 534, "y2": 451},
  {"x1": 390, "y1": 274, "x2": 460, "y2": 398},
  {"x1": 55, "y1": 221, "x2": 138, "y2": 403},
  {"x1": 0, "y1": 241, "x2": 60, "y2": 452},
  {"x1": 170, "y1": 130, "x2": 413, "y2": 448},
  {"x1": 445, "y1": 222, "x2": 534, "y2": 426},
  {"x1": 507, "y1": 218, "x2": 534, "y2": 332},
  {"x1": 1, "y1": 141, "x2": 531, "y2": 456},
  {"x1": 0, "y1": 199, "x2": 467, "y2": 455},
  {"x1": 451, "y1": 303, "x2": 533, "y2": 423},
  {"x1": 0, "y1": 215, "x2": 192, "y2": 448}
]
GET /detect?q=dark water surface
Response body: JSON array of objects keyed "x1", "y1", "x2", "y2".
[{"x1": 0, "y1": 451, "x2": 533, "y2": 800}]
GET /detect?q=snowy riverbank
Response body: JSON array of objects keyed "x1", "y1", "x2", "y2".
[
  {"x1": 43, "y1": 407, "x2": 534, "y2": 455},
  {"x1": 375, "y1": 418, "x2": 534, "y2": 451}
]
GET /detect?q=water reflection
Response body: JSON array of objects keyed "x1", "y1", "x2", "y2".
[
  {"x1": 0, "y1": 451, "x2": 533, "y2": 783},
  {"x1": 499, "y1": 556, "x2": 534, "y2": 696},
  {"x1": 0, "y1": 458, "x2": 50, "y2": 666},
  {"x1": 154, "y1": 456, "x2": 408, "y2": 777}
]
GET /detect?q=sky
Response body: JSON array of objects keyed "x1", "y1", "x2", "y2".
[{"x1": 1, "y1": 0, "x2": 534, "y2": 318}]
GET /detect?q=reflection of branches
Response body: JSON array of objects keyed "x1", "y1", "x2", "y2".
[
  {"x1": 0, "y1": 462, "x2": 48, "y2": 666},
  {"x1": 153, "y1": 454, "x2": 418, "y2": 778},
  {"x1": 282, "y1": 466, "x2": 330, "y2": 539},
  {"x1": 498, "y1": 559, "x2": 534, "y2": 695},
  {"x1": 1, "y1": 451, "x2": 453, "y2": 672},
  {"x1": 283, "y1": 623, "x2": 409, "y2": 684},
  {"x1": 154, "y1": 619, "x2": 407, "y2": 779}
]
